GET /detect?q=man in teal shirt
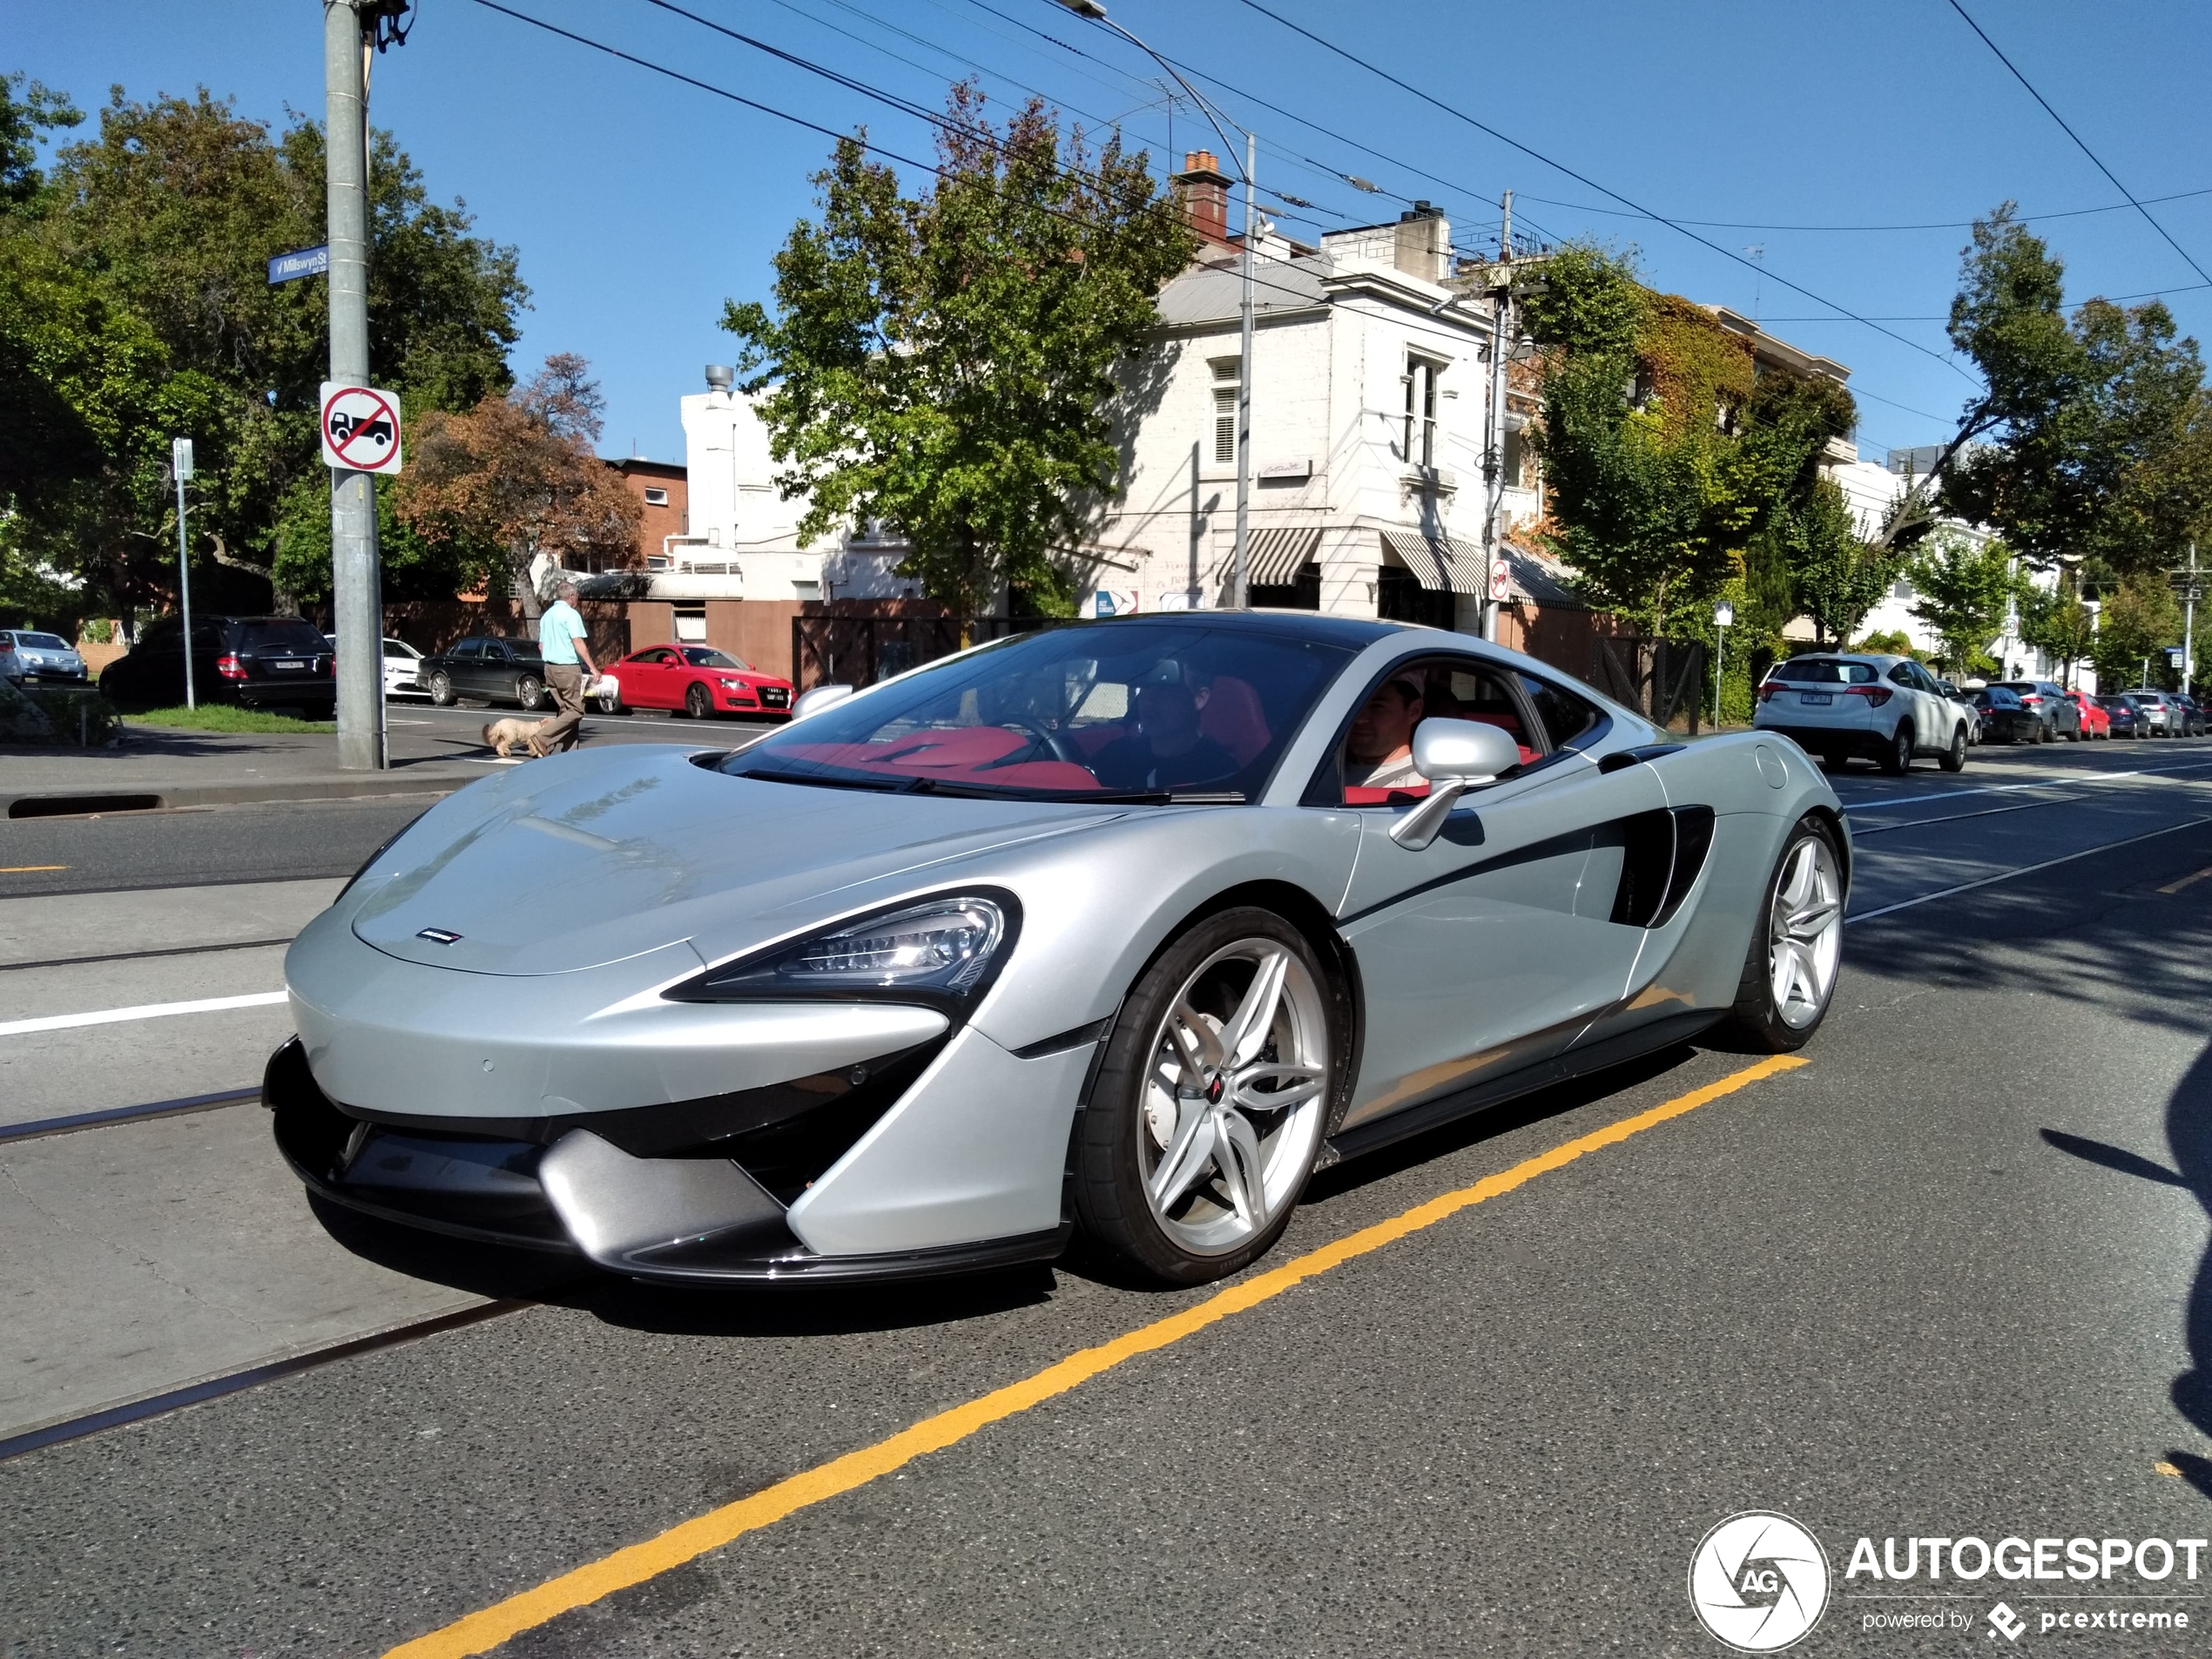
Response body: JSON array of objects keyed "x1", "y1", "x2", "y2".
[{"x1": 531, "y1": 580, "x2": 597, "y2": 755}]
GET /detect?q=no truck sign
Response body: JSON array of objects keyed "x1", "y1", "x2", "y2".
[{"x1": 320, "y1": 381, "x2": 403, "y2": 474}]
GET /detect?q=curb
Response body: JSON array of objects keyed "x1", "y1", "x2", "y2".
[{"x1": 2, "y1": 773, "x2": 469, "y2": 818}]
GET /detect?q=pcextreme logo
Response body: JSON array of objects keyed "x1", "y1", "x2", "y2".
[{"x1": 1689, "y1": 1511, "x2": 1832, "y2": 1652}]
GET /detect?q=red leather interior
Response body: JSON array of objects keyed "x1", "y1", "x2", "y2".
[{"x1": 1199, "y1": 676, "x2": 1270, "y2": 765}]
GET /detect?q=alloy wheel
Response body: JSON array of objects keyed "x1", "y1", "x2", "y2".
[
  {"x1": 1768, "y1": 835, "x2": 1844, "y2": 1030},
  {"x1": 1137, "y1": 940, "x2": 1330, "y2": 1256}
]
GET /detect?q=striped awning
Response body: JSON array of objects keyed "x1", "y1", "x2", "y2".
[
  {"x1": 1379, "y1": 528, "x2": 1487, "y2": 594},
  {"x1": 1211, "y1": 526, "x2": 1323, "y2": 590}
]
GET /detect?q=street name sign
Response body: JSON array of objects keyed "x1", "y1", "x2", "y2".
[
  {"x1": 268, "y1": 245, "x2": 330, "y2": 284},
  {"x1": 320, "y1": 381, "x2": 403, "y2": 475}
]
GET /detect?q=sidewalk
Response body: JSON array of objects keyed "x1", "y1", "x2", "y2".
[{"x1": 0, "y1": 723, "x2": 486, "y2": 815}]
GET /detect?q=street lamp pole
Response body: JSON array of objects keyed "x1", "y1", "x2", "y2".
[
  {"x1": 1713, "y1": 599, "x2": 1734, "y2": 730},
  {"x1": 1050, "y1": 0, "x2": 1255, "y2": 606}
]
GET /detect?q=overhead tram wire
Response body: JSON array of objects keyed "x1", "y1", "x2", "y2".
[
  {"x1": 1509, "y1": 182, "x2": 2212, "y2": 236},
  {"x1": 1946, "y1": 0, "x2": 2212, "y2": 290},
  {"x1": 1219, "y1": 0, "x2": 1980, "y2": 382},
  {"x1": 464, "y1": 1, "x2": 1501, "y2": 357}
]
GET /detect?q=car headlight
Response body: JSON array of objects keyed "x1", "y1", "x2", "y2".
[{"x1": 671, "y1": 893, "x2": 1015, "y2": 1010}]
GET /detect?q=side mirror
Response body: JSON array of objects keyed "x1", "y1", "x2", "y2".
[
  {"x1": 790, "y1": 683, "x2": 855, "y2": 721},
  {"x1": 1391, "y1": 718, "x2": 1522, "y2": 849}
]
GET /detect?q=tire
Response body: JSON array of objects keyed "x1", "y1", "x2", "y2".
[
  {"x1": 427, "y1": 671, "x2": 454, "y2": 707},
  {"x1": 1716, "y1": 814, "x2": 1845, "y2": 1053},
  {"x1": 594, "y1": 685, "x2": 623, "y2": 715},
  {"x1": 685, "y1": 682, "x2": 713, "y2": 719},
  {"x1": 1878, "y1": 720, "x2": 1913, "y2": 775},
  {"x1": 1939, "y1": 723, "x2": 1967, "y2": 772},
  {"x1": 516, "y1": 675, "x2": 546, "y2": 711},
  {"x1": 1071, "y1": 907, "x2": 1340, "y2": 1285}
]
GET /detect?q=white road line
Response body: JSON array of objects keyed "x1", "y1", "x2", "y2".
[
  {"x1": 1846, "y1": 815, "x2": 2212, "y2": 923},
  {"x1": 0, "y1": 990, "x2": 287, "y2": 1038},
  {"x1": 1836, "y1": 756, "x2": 2212, "y2": 812}
]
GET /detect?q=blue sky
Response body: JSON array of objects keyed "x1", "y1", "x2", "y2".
[{"x1": 14, "y1": 0, "x2": 2212, "y2": 465}]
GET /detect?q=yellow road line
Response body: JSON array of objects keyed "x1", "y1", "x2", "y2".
[
  {"x1": 2159, "y1": 866, "x2": 2212, "y2": 895},
  {"x1": 385, "y1": 1053, "x2": 1810, "y2": 1659},
  {"x1": 0, "y1": 865, "x2": 67, "y2": 873}
]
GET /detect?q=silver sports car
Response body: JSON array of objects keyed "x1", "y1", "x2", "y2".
[{"x1": 273, "y1": 613, "x2": 1847, "y2": 1286}]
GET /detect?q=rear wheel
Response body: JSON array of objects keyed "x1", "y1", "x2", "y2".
[
  {"x1": 1717, "y1": 815, "x2": 1844, "y2": 1053},
  {"x1": 1939, "y1": 723, "x2": 1967, "y2": 772},
  {"x1": 1879, "y1": 721, "x2": 1913, "y2": 775},
  {"x1": 1071, "y1": 908, "x2": 1338, "y2": 1285},
  {"x1": 516, "y1": 674, "x2": 546, "y2": 711},
  {"x1": 594, "y1": 682, "x2": 623, "y2": 715},
  {"x1": 427, "y1": 671, "x2": 454, "y2": 707},
  {"x1": 685, "y1": 682, "x2": 712, "y2": 719}
]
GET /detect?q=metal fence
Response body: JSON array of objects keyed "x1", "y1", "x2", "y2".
[{"x1": 1591, "y1": 636, "x2": 1705, "y2": 734}]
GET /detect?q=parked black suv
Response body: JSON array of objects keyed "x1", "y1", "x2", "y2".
[
  {"x1": 100, "y1": 615, "x2": 335, "y2": 712},
  {"x1": 419, "y1": 636, "x2": 551, "y2": 710},
  {"x1": 1991, "y1": 679, "x2": 2082, "y2": 740}
]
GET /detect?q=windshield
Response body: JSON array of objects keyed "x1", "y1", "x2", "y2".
[
  {"x1": 1770, "y1": 658, "x2": 1877, "y2": 685},
  {"x1": 15, "y1": 631, "x2": 68, "y2": 649},
  {"x1": 722, "y1": 622, "x2": 1353, "y2": 800},
  {"x1": 681, "y1": 647, "x2": 749, "y2": 670}
]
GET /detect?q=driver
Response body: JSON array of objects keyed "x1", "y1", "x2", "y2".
[
  {"x1": 1089, "y1": 658, "x2": 1238, "y2": 791},
  {"x1": 1341, "y1": 676, "x2": 1426, "y2": 792}
]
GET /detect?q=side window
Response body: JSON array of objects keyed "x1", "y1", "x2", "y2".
[
  {"x1": 1888, "y1": 663, "x2": 1914, "y2": 686},
  {"x1": 452, "y1": 640, "x2": 483, "y2": 662},
  {"x1": 1517, "y1": 672, "x2": 1602, "y2": 751},
  {"x1": 140, "y1": 619, "x2": 181, "y2": 650},
  {"x1": 1335, "y1": 656, "x2": 1535, "y2": 806}
]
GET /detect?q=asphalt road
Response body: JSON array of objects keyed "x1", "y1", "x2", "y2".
[{"x1": 5, "y1": 735, "x2": 2212, "y2": 1656}]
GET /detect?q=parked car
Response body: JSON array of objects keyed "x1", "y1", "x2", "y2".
[
  {"x1": 2099, "y1": 695, "x2": 2143, "y2": 738},
  {"x1": 606, "y1": 644, "x2": 794, "y2": 719},
  {"x1": 420, "y1": 636, "x2": 550, "y2": 710},
  {"x1": 271, "y1": 610, "x2": 1848, "y2": 1288},
  {"x1": 2065, "y1": 689, "x2": 2109, "y2": 738},
  {"x1": 99, "y1": 615, "x2": 335, "y2": 712},
  {"x1": 2174, "y1": 692, "x2": 2207, "y2": 737},
  {"x1": 1754, "y1": 651, "x2": 1970, "y2": 773},
  {"x1": 0, "y1": 630, "x2": 88, "y2": 685},
  {"x1": 1936, "y1": 677, "x2": 1981, "y2": 744},
  {"x1": 2124, "y1": 689, "x2": 2182, "y2": 736},
  {"x1": 1992, "y1": 679, "x2": 2082, "y2": 740},
  {"x1": 326, "y1": 633, "x2": 430, "y2": 700},
  {"x1": 1971, "y1": 685, "x2": 2044, "y2": 744}
]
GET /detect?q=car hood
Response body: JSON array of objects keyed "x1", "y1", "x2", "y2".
[{"x1": 348, "y1": 745, "x2": 1124, "y2": 976}]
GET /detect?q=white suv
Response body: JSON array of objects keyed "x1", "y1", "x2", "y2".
[{"x1": 1754, "y1": 652, "x2": 1970, "y2": 774}]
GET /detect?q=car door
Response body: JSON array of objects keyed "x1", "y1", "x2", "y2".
[
  {"x1": 439, "y1": 638, "x2": 479, "y2": 697},
  {"x1": 1332, "y1": 654, "x2": 1663, "y2": 1131},
  {"x1": 621, "y1": 647, "x2": 667, "y2": 708}
]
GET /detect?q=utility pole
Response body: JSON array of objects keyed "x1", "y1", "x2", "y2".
[
  {"x1": 172, "y1": 438, "x2": 197, "y2": 709},
  {"x1": 1231, "y1": 132, "x2": 1256, "y2": 609},
  {"x1": 2182, "y1": 542, "x2": 2200, "y2": 696},
  {"x1": 1480, "y1": 190, "x2": 1514, "y2": 644},
  {"x1": 325, "y1": 0, "x2": 396, "y2": 770}
]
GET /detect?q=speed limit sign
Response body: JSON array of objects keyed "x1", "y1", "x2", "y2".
[
  {"x1": 1489, "y1": 557, "x2": 1512, "y2": 604},
  {"x1": 320, "y1": 381, "x2": 403, "y2": 474}
]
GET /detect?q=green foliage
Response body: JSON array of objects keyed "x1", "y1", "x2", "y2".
[
  {"x1": 127, "y1": 704, "x2": 335, "y2": 734},
  {"x1": 1854, "y1": 629, "x2": 1916, "y2": 658},
  {"x1": 16, "y1": 685, "x2": 118, "y2": 745},
  {"x1": 0, "y1": 71, "x2": 80, "y2": 214},
  {"x1": 2016, "y1": 584, "x2": 2097, "y2": 681},
  {"x1": 1516, "y1": 242, "x2": 1646, "y2": 359},
  {"x1": 2088, "y1": 575, "x2": 2183, "y2": 691},
  {"x1": 1787, "y1": 477, "x2": 1891, "y2": 646},
  {"x1": 1905, "y1": 532, "x2": 2016, "y2": 674},
  {"x1": 724, "y1": 87, "x2": 1194, "y2": 617},
  {"x1": 0, "y1": 81, "x2": 525, "y2": 627}
]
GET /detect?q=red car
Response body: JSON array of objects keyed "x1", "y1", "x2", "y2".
[
  {"x1": 608, "y1": 644, "x2": 792, "y2": 718},
  {"x1": 2066, "y1": 690, "x2": 2110, "y2": 738}
]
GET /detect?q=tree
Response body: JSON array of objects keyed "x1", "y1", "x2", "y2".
[
  {"x1": 2017, "y1": 585, "x2": 2097, "y2": 685},
  {"x1": 1787, "y1": 477, "x2": 1891, "y2": 647},
  {"x1": 0, "y1": 81, "x2": 525, "y2": 624},
  {"x1": 1881, "y1": 206, "x2": 2212, "y2": 573},
  {"x1": 1905, "y1": 531, "x2": 2015, "y2": 676},
  {"x1": 390, "y1": 354, "x2": 639, "y2": 622},
  {"x1": 724, "y1": 86, "x2": 1194, "y2": 620},
  {"x1": 2089, "y1": 575, "x2": 2183, "y2": 690}
]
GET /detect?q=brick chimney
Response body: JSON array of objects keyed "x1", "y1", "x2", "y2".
[{"x1": 1171, "y1": 150, "x2": 1235, "y2": 248}]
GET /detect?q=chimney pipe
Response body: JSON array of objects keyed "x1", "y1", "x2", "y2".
[{"x1": 704, "y1": 364, "x2": 734, "y2": 392}]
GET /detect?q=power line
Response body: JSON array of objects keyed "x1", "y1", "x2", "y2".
[
  {"x1": 1221, "y1": 0, "x2": 1979, "y2": 382},
  {"x1": 1511, "y1": 182, "x2": 2212, "y2": 236},
  {"x1": 1945, "y1": 0, "x2": 2212, "y2": 289}
]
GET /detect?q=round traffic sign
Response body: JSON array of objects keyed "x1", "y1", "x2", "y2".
[{"x1": 320, "y1": 383, "x2": 403, "y2": 474}]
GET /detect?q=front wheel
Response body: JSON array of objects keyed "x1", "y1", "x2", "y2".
[
  {"x1": 685, "y1": 682, "x2": 713, "y2": 719},
  {"x1": 1939, "y1": 723, "x2": 1967, "y2": 772},
  {"x1": 1716, "y1": 815, "x2": 1844, "y2": 1053},
  {"x1": 427, "y1": 671, "x2": 454, "y2": 707},
  {"x1": 1071, "y1": 908, "x2": 1339, "y2": 1285}
]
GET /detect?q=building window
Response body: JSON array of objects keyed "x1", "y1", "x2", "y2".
[
  {"x1": 1404, "y1": 355, "x2": 1442, "y2": 468},
  {"x1": 674, "y1": 606, "x2": 707, "y2": 643},
  {"x1": 644, "y1": 486, "x2": 669, "y2": 507},
  {"x1": 1211, "y1": 356, "x2": 1240, "y2": 465}
]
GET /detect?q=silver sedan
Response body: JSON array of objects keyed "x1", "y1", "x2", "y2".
[{"x1": 273, "y1": 613, "x2": 1848, "y2": 1287}]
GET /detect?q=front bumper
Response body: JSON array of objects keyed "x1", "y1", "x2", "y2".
[{"x1": 268, "y1": 1037, "x2": 1072, "y2": 1283}]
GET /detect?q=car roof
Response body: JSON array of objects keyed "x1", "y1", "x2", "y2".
[
  {"x1": 1782, "y1": 651, "x2": 1900, "y2": 665},
  {"x1": 1082, "y1": 609, "x2": 1408, "y2": 649}
]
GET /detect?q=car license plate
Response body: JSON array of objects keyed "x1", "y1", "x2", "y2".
[
  {"x1": 761, "y1": 687, "x2": 789, "y2": 707},
  {"x1": 271, "y1": 659, "x2": 305, "y2": 671},
  {"x1": 1799, "y1": 691, "x2": 1831, "y2": 705}
]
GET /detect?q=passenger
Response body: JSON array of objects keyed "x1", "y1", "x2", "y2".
[
  {"x1": 1089, "y1": 659, "x2": 1239, "y2": 791},
  {"x1": 1342, "y1": 676, "x2": 1426, "y2": 792}
]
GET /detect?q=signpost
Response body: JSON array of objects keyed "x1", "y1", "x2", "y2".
[
  {"x1": 320, "y1": 382, "x2": 404, "y2": 475},
  {"x1": 267, "y1": 245, "x2": 330, "y2": 284},
  {"x1": 172, "y1": 438, "x2": 196, "y2": 709},
  {"x1": 1713, "y1": 599, "x2": 1735, "y2": 729},
  {"x1": 1489, "y1": 558, "x2": 1512, "y2": 604}
]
